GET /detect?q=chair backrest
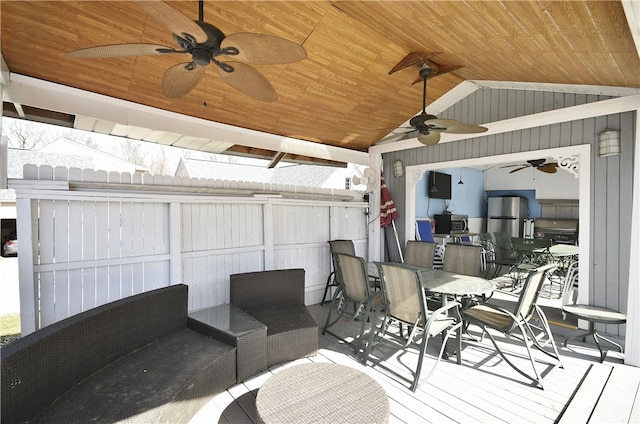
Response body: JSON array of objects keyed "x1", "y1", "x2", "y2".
[
  {"x1": 479, "y1": 232, "x2": 493, "y2": 243},
  {"x1": 442, "y1": 243, "x2": 483, "y2": 276},
  {"x1": 404, "y1": 240, "x2": 436, "y2": 268},
  {"x1": 478, "y1": 232, "x2": 496, "y2": 261},
  {"x1": 415, "y1": 219, "x2": 435, "y2": 243},
  {"x1": 493, "y1": 231, "x2": 517, "y2": 261},
  {"x1": 560, "y1": 261, "x2": 579, "y2": 309},
  {"x1": 376, "y1": 262, "x2": 426, "y2": 326},
  {"x1": 328, "y1": 239, "x2": 356, "y2": 285},
  {"x1": 510, "y1": 237, "x2": 552, "y2": 252},
  {"x1": 328, "y1": 239, "x2": 355, "y2": 255},
  {"x1": 334, "y1": 252, "x2": 371, "y2": 304},
  {"x1": 510, "y1": 264, "x2": 557, "y2": 328},
  {"x1": 511, "y1": 237, "x2": 552, "y2": 264}
]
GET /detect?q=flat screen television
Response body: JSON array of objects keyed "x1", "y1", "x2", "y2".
[{"x1": 428, "y1": 171, "x2": 451, "y2": 199}]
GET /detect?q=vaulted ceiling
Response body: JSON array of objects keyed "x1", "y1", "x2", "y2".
[{"x1": 2, "y1": 1, "x2": 639, "y2": 165}]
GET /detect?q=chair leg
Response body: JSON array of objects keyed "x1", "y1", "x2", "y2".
[
  {"x1": 322, "y1": 291, "x2": 347, "y2": 335},
  {"x1": 481, "y1": 321, "x2": 548, "y2": 389},
  {"x1": 360, "y1": 307, "x2": 382, "y2": 364},
  {"x1": 321, "y1": 271, "x2": 335, "y2": 305},
  {"x1": 410, "y1": 321, "x2": 462, "y2": 392}
]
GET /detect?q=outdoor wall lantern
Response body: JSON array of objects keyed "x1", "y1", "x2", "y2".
[
  {"x1": 393, "y1": 159, "x2": 404, "y2": 177},
  {"x1": 598, "y1": 129, "x2": 620, "y2": 157}
]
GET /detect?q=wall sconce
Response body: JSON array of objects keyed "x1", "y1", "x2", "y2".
[
  {"x1": 393, "y1": 159, "x2": 404, "y2": 177},
  {"x1": 599, "y1": 129, "x2": 620, "y2": 157}
]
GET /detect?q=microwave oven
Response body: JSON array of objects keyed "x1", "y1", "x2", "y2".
[{"x1": 434, "y1": 214, "x2": 468, "y2": 234}]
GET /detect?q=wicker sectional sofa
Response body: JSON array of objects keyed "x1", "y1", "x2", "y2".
[
  {"x1": 1, "y1": 284, "x2": 236, "y2": 424},
  {"x1": 230, "y1": 268, "x2": 318, "y2": 367}
]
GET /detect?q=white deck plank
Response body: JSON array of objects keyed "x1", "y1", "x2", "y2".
[{"x1": 190, "y1": 304, "x2": 637, "y2": 424}]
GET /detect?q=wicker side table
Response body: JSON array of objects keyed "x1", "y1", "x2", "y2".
[
  {"x1": 256, "y1": 363, "x2": 389, "y2": 424},
  {"x1": 189, "y1": 304, "x2": 268, "y2": 382}
]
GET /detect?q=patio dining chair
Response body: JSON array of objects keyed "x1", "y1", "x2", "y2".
[
  {"x1": 404, "y1": 240, "x2": 436, "y2": 269},
  {"x1": 462, "y1": 263, "x2": 562, "y2": 389},
  {"x1": 560, "y1": 261, "x2": 627, "y2": 362},
  {"x1": 364, "y1": 262, "x2": 462, "y2": 392},
  {"x1": 492, "y1": 231, "x2": 519, "y2": 285},
  {"x1": 321, "y1": 240, "x2": 355, "y2": 304},
  {"x1": 442, "y1": 243, "x2": 483, "y2": 277},
  {"x1": 322, "y1": 253, "x2": 385, "y2": 347},
  {"x1": 511, "y1": 237, "x2": 556, "y2": 291}
]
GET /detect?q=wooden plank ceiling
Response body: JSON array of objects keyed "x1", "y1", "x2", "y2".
[{"x1": 1, "y1": 1, "x2": 638, "y2": 163}]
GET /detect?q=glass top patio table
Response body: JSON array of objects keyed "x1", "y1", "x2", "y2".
[
  {"x1": 549, "y1": 244, "x2": 579, "y2": 257},
  {"x1": 368, "y1": 263, "x2": 495, "y2": 298},
  {"x1": 420, "y1": 269, "x2": 495, "y2": 298}
]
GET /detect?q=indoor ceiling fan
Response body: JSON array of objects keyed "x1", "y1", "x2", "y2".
[
  {"x1": 380, "y1": 65, "x2": 488, "y2": 145},
  {"x1": 68, "y1": 0, "x2": 306, "y2": 102},
  {"x1": 501, "y1": 159, "x2": 558, "y2": 174}
]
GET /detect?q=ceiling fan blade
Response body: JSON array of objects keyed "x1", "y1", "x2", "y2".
[
  {"x1": 388, "y1": 51, "x2": 441, "y2": 75},
  {"x1": 538, "y1": 163, "x2": 559, "y2": 173},
  {"x1": 134, "y1": 0, "x2": 207, "y2": 44},
  {"x1": 221, "y1": 33, "x2": 306, "y2": 65},
  {"x1": 424, "y1": 118, "x2": 459, "y2": 129},
  {"x1": 417, "y1": 132, "x2": 441, "y2": 146},
  {"x1": 442, "y1": 124, "x2": 489, "y2": 134},
  {"x1": 218, "y1": 61, "x2": 278, "y2": 102},
  {"x1": 162, "y1": 63, "x2": 205, "y2": 98},
  {"x1": 509, "y1": 166, "x2": 529, "y2": 173},
  {"x1": 69, "y1": 44, "x2": 176, "y2": 58},
  {"x1": 378, "y1": 130, "x2": 415, "y2": 143}
]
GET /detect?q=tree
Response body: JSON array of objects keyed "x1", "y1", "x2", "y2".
[{"x1": 3, "y1": 119, "x2": 55, "y2": 149}]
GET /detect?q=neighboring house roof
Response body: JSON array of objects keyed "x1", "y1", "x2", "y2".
[
  {"x1": 2, "y1": 138, "x2": 149, "y2": 201},
  {"x1": 36, "y1": 138, "x2": 149, "y2": 174},
  {"x1": 175, "y1": 157, "x2": 362, "y2": 190}
]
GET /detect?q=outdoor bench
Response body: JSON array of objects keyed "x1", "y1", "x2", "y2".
[
  {"x1": 1, "y1": 284, "x2": 236, "y2": 424},
  {"x1": 230, "y1": 268, "x2": 318, "y2": 367}
]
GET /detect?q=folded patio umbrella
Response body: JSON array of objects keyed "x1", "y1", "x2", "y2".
[{"x1": 380, "y1": 173, "x2": 404, "y2": 262}]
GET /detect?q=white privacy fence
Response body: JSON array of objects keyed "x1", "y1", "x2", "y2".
[{"x1": 12, "y1": 165, "x2": 368, "y2": 335}]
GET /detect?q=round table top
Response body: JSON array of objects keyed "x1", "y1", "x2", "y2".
[
  {"x1": 549, "y1": 244, "x2": 579, "y2": 257},
  {"x1": 256, "y1": 363, "x2": 389, "y2": 424},
  {"x1": 421, "y1": 269, "x2": 495, "y2": 297},
  {"x1": 563, "y1": 304, "x2": 627, "y2": 324}
]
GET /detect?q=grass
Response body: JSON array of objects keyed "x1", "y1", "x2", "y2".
[{"x1": 1, "y1": 313, "x2": 21, "y2": 347}]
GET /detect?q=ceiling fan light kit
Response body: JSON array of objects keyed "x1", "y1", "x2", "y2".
[{"x1": 68, "y1": 0, "x2": 306, "y2": 102}]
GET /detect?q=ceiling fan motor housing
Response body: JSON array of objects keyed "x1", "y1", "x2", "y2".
[
  {"x1": 181, "y1": 21, "x2": 226, "y2": 65},
  {"x1": 410, "y1": 113, "x2": 438, "y2": 131}
]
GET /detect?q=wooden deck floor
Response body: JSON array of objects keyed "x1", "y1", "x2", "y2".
[{"x1": 190, "y1": 302, "x2": 636, "y2": 424}]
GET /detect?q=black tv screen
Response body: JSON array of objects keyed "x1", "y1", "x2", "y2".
[{"x1": 428, "y1": 171, "x2": 451, "y2": 199}]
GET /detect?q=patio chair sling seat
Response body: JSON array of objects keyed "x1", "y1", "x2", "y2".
[
  {"x1": 462, "y1": 263, "x2": 562, "y2": 389},
  {"x1": 404, "y1": 240, "x2": 436, "y2": 269},
  {"x1": 443, "y1": 243, "x2": 483, "y2": 277},
  {"x1": 463, "y1": 304, "x2": 516, "y2": 330},
  {"x1": 322, "y1": 240, "x2": 356, "y2": 305}
]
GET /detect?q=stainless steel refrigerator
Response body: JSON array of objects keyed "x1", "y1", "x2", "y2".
[{"x1": 487, "y1": 196, "x2": 528, "y2": 237}]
